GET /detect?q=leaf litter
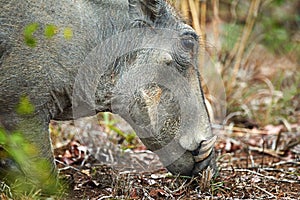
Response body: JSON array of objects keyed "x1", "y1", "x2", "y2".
[{"x1": 51, "y1": 115, "x2": 300, "y2": 199}]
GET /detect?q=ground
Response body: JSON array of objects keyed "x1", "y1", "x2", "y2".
[{"x1": 51, "y1": 115, "x2": 300, "y2": 199}]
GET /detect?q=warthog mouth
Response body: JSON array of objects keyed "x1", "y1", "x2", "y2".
[
  {"x1": 191, "y1": 135, "x2": 217, "y2": 175},
  {"x1": 160, "y1": 134, "x2": 217, "y2": 176},
  {"x1": 192, "y1": 135, "x2": 217, "y2": 162}
]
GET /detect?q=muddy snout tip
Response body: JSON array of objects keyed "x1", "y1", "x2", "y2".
[{"x1": 192, "y1": 135, "x2": 217, "y2": 163}]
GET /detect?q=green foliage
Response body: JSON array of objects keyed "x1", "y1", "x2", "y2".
[
  {"x1": 44, "y1": 24, "x2": 58, "y2": 39},
  {"x1": 101, "y1": 113, "x2": 137, "y2": 149},
  {"x1": 0, "y1": 128, "x2": 62, "y2": 199},
  {"x1": 63, "y1": 27, "x2": 73, "y2": 40},
  {"x1": 16, "y1": 95, "x2": 35, "y2": 115},
  {"x1": 23, "y1": 23, "x2": 39, "y2": 47},
  {"x1": 262, "y1": 20, "x2": 290, "y2": 54},
  {"x1": 24, "y1": 23, "x2": 73, "y2": 47},
  {"x1": 268, "y1": 71, "x2": 300, "y2": 124},
  {"x1": 273, "y1": 0, "x2": 285, "y2": 6},
  {"x1": 0, "y1": 97, "x2": 65, "y2": 198},
  {"x1": 211, "y1": 181, "x2": 226, "y2": 196},
  {"x1": 259, "y1": 1, "x2": 299, "y2": 55},
  {"x1": 222, "y1": 24, "x2": 242, "y2": 52}
]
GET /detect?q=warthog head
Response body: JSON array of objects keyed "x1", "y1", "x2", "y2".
[{"x1": 72, "y1": 0, "x2": 216, "y2": 176}]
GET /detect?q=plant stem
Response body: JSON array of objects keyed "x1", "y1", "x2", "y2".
[{"x1": 229, "y1": 0, "x2": 261, "y2": 89}]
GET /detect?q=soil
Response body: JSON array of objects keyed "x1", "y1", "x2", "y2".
[{"x1": 51, "y1": 116, "x2": 300, "y2": 199}]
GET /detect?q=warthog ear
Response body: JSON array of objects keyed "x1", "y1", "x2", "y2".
[{"x1": 128, "y1": 0, "x2": 166, "y2": 23}]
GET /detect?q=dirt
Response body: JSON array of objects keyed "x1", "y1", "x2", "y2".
[{"x1": 51, "y1": 117, "x2": 300, "y2": 199}]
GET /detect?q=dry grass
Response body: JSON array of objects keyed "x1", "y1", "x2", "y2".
[{"x1": 171, "y1": 0, "x2": 299, "y2": 127}]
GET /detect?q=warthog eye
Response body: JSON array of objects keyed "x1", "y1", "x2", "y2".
[
  {"x1": 180, "y1": 31, "x2": 198, "y2": 51},
  {"x1": 173, "y1": 31, "x2": 199, "y2": 69},
  {"x1": 181, "y1": 37, "x2": 195, "y2": 50}
]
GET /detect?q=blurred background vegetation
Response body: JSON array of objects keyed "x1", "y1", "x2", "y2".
[{"x1": 170, "y1": 0, "x2": 300, "y2": 128}]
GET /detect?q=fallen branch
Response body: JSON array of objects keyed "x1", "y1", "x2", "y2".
[
  {"x1": 56, "y1": 159, "x2": 82, "y2": 173},
  {"x1": 221, "y1": 168, "x2": 299, "y2": 183},
  {"x1": 253, "y1": 185, "x2": 276, "y2": 199},
  {"x1": 248, "y1": 146, "x2": 284, "y2": 157},
  {"x1": 271, "y1": 160, "x2": 300, "y2": 167}
]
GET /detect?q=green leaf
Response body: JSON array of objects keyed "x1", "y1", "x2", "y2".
[
  {"x1": 16, "y1": 95, "x2": 35, "y2": 115},
  {"x1": 222, "y1": 24, "x2": 242, "y2": 52},
  {"x1": 10, "y1": 132, "x2": 24, "y2": 145},
  {"x1": 24, "y1": 23, "x2": 39, "y2": 36},
  {"x1": 22, "y1": 142, "x2": 38, "y2": 156},
  {"x1": 63, "y1": 27, "x2": 73, "y2": 40},
  {"x1": 24, "y1": 37, "x2": 37, "y2": 47},
  {"x1": 273, "y1": 0, "x2": 285, "y2": 6},
  {"x1": 44, "y1": 24, "x2": 58, "y2": 38},
  {"x1": 0, "y1": 128, "x2": 7, "y2": 145},
  {"x1": 282, "y1": 85, "x2": 297, "y2": 102},
  {"x1": 24, "y1": 23, "x2": 39, "y2": 47}
]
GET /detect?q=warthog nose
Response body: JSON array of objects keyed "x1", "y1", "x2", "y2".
[
  {"x1": 157, "y1": 52, "x2": 173, "y2": 65},
  {"x1": 192, "y1": 135, "x2": 217, "y2": 162}
]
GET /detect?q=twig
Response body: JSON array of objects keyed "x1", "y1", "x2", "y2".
[
  {"x1": 163, "y1": 179, "x2": 188, "y2": 194},
  {"x1": 275, "y1": 125, "x2": 282, "y2": 151},
  {"x1": 212, "y1": 123, "x2": 268, "y2": 135},
  {"x1": 248, "y1": 146, "x2": 284, "y2": 157},
  {"x1": 194, "y1": 0, "x2": 200, "y2": 19},
  {"x1": 221, "y1": 168, "x2": 299, "y2": 183},
  {"x1": 222, "y1": 111, "x2": 244, "y2": 125},
  {"x1": 212, "y1": 0, "x2": 220, "y2": 53},
  {"x1": 271, "y1": 160, "x2": 300, "y2": 167},
  {"x1": 188, "y1": 0, "x2": 204, "y2": 41},
  {"x1": 98, "y1": 195, "x2": 113, "y2": 200},
  {"x1": 230, "y1": 0, "x2": 239, "y2": 23},
  {"x1": 200, "y1": 0, "x2": 207, "y2": 42},
  {"x1": 181, "y1": 0, "x2": 190, "y2": 22},
  {"x1": 230, "y1": 0, "x2": 261, "y2": 87},
  {"x1": 56, "y1": 159, "x2": 82, "y2": 172},
  {"x1": 188, "y1": 0, "x2": 206, "y2": 85},
  {"x1": 248, "y1": 148, "x2": 255, "y2": 168},
  {"x1": 199, "y1": 166, "x2": 214, "y2": 190},
  {"x1": 285, "y1": 134, "x2": 300, "y2": 151},
  {"x1": 253, "y1": 185, "x2": 276, "y2": 199},
  {"x1": 262, "y1": 136, "x2": 265, "y2": 167},
  {"x1": 199, "y1": 0, "x2": 207, "y2": 72},
  {"x1": 278, "y1": 117, "x2": 292, "y2": 132}
]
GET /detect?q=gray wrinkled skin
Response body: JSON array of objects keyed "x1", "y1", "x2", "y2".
[{"x1": 0, "y1": 0, "x2": 216, "y2": 178}]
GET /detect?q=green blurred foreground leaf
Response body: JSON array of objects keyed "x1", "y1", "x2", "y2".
[
  {"x1": 44, "y1": 24, "x2": 58, "y2": 38},
  {"x1": 24, "y1": 23, "x2": 39, "y2": 47},
  {"x1": 16, "y1": 95, "x2": 35, "y2": 115},
  {"x1": 24, "y1": 23, "x2": 73, "y2": 47},
  {"x1": 0, "y1": 128, "x2": 63, "y2": 198},
  {"x1": 63, "y1": 27, "x2": 73, "y2": 40},
  {"x1": 0, "y1": 97, "x2": 64, "y2": 198}
]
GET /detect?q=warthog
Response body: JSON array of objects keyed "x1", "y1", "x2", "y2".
[{"x1": 0, "y1": 0, "x2": 216, "y2": 182}]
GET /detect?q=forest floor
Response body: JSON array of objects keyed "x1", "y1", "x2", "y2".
[{"x1": 51, "y1": 115, "x2": 300, "y2": 199}]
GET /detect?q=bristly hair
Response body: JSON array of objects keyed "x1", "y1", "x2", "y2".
[{"x1": 128, "y1": 0, "x2": 182, "y2": 27}]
